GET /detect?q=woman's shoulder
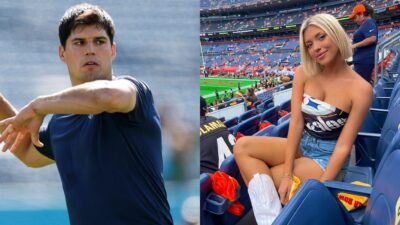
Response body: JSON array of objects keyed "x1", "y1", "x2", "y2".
[{"x1": 347, "y1": 70, "x2": 373, "y2": 98}]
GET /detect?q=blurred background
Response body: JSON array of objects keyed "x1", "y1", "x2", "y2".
[{"x1": 0, "y1": 0, "x2": 199, "y2": 224}]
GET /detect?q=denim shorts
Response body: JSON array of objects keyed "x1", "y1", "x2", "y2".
[{"x1": 300, "y1": 131, "x2": 350, "y2": 181}]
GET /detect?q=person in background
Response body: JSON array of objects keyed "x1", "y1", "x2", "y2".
[
  {"x1": 349, "y1": 2, "x2": 378, "y2": 83},
  {"x1": 200, "y1": 97, "x2": 234, "y2": 173}
]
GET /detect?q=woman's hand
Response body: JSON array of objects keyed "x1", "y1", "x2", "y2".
[{"x1": 278, "y1": 176, "x2": 292, "y2": 205}]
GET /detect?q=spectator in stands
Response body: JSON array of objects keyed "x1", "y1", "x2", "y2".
[
  {"x1": 245, "y1": 87, "x2": 258, "y2": 108},
  {"x1": 200, "y1": 97, "x2": 234, "y2": 173},
  {"x1": 0, "y1": 4, "x2": 172, "y2": 225},
  {"x1": 234, "y1": 14, "x2": 372, "y2": 225},
  {"x1": 349, "y1": 3, "x2": 378, "y2": 83}
]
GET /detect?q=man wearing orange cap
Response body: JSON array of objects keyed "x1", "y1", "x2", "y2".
[{"x1": 349, "y1": 3, "x2": 378, "y2": 83}]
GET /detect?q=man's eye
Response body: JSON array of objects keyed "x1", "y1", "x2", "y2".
[
  {"x1": 96, "y1": 40, "x2": 105, "y2": 45},
  {"x1": 74, "y1": 41, "x2": 83, "y2": 45}
]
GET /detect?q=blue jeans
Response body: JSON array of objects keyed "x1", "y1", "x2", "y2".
[{"x1": 300, "y1": 131, "x2": 350, "y2": 181}]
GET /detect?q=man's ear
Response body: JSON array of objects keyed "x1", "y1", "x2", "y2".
[
  {"x1": 59, "y1": 45, "x2": 66, "y2": 63},
  {"x1": 111, "y1": 42, "x2": 116, "y2": 60}
]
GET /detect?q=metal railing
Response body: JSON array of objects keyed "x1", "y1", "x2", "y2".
[{"x1": 374, "y1": 30, "x2": 400, "y2": 86}]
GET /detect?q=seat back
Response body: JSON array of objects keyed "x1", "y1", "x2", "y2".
[
  {"x1": 236, "y1": 114, "x2": 261, "y2": 136},
  {"x1": 277, "y1": 112, "x2": 291, "y2": 124},
  {"x1": 254, "y1": 124, "x2": 276, "y2": 136},
  {"x1": 200, "y1": 173, "x2": 215, "y2": 225},
  {"x1": 279, "y1": 99, "x2": 291, "y2": 112},
  {"x1": 363, "y1": 149, "x2": 400, "y2": 225},
  {"x1": 260, "y1": 105, "x2": 280, "y2": 125},
  {"x1": 218, "y1": 155, "x2": 252, "y2": 225},
  {"x1": 224, "y1": 116, "x2": 239, "y2": 128},
  {"x1": 238, "y1": 109, "x2": 257, "y2": 123},
  {"x1": 270, "y1": 119, "x2": 290, "y2": 138},
  {"x1": 272, "y1": 180, "x2": 348, "y2": 225},
  {"x1": 356, "y1": 100, "x2": 400, "y2": 169},
  {"x1": 374, "y1": 102, "x2": 400, "y2": 169}
]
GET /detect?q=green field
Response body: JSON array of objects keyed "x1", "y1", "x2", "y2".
[{"x1": 200, "y1": 77, "x2": 260, "y2": 104}]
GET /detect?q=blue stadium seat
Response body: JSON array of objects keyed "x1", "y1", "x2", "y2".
[
  {"x1": 253, "y1": 124, "x2": 276, "y2": 136},
  {"x1": 236, "y1": 114, "x2": 261, "y2": 136},
  {"x1": 270, "y1": 119, "x2": 290, "y2": 138},
  {"x1": 277, "y1": 112, "x2": 291, "y2": 124},
  {"x1": 353, "y1": 99, "x2": 400, "y2": 170},
  {"x1": 278, "y1": 99, "x2": 291, "y2": 112},
  {"x1": 256, "y1": 98, "x2": 273, "y2": 113},
  {"x1": 260, "y1": 105, "x2": 280, "y2": 125},
  {"x1": 273, "y1": 148, "x2": 400, "y2": 225},
  {"x1": 224, "y1": 116, "x2": 239, "y2": 128},
  {"x1": 218, "y1": 155, "x2": 253, "y2": 225},
  {"x1": 238, "y1": 109, "x2": 258, "y2": 123},
  {"x1": 200, "y1": 173, "x2": 215, "y2": 225},
  {"x1": 228, "y1": 124, "x2": 239, "y2": 136}
]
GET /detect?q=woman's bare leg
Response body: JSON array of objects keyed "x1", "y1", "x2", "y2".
[{"x1": 234, "y1": 136, "x2": 301, "y2": 186}]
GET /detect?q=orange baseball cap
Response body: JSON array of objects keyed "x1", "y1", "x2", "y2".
[{"x1": 348, "y1": 4, "x2": 366, "y2": 19}]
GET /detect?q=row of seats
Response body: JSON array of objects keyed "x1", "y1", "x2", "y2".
[{"x1": 224, "y1": 99, "x2": 291, "y2": 137}]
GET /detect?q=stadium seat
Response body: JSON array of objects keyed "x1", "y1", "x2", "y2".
[
  {"x1": 260, "y1": 105, "x2": 280, "y2": 125},
  {"x1": 224, "y1": 116, "x2": 239, "y2": 128},
  {"x1": 200, "y1": 173, "x2": 214, "y2": 225},
  {"x1": 200, "y1": 155, "x2": 252, "y2": 225},
  {"x1": 256, "y1": 98, "x2": 273, "y2": 113},
  {"x1": 270, "y1": 119, "x2": 290, "y2": 138},
  {"x1": 253, "y1": 124, "x2": 276, "y2": 136},
  {"x1": 353, "y1": 99, "x2": 400, "y2": 170},
  {"x1": 228, "y1": 124, "x2": 239, "y2": 136},
  {"x1": 236, "y1": 114, "x2": 261, "y2": 136},
  {"x1": 277, "y1": 112, "x2": 290, "y2": 124},
  {"x1": 278, "y1": 99, "x2": 291, "y2": 112},
  {"x1": 238, "y1": 109, "x2": 258, "y2": 123},
  {"x1": 273, "y1": 148, "x2": 400, "y2": 225}
]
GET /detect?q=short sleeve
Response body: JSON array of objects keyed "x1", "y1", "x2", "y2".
[
  {"x1": 116, "y1": 76, "x2": 155, "y2": 123},
  {"x1": 34, "y1": 125, "x2": 54, "y2": 160},
  {"x1": 362, "y1": 19, "x2": 378, "y2": 38}
]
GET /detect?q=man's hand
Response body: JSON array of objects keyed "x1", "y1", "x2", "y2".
[{"x1": 0, "y1": 102, "x2": 45, "y2": 150}]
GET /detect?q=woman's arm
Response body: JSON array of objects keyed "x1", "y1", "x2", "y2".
[
  {"x1": 320, "y1": 80, "x2": 372, "y2": 182},
  {"x1": 282, "y1": 67, "x2": 306, "y2": 176}
]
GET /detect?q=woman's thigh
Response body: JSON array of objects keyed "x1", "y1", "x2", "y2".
[
  {"x1": 270, "y1": 157, "x2": 324, "y2": 189},
  {"x1": 234, "y1": 136, "x2": 301, "y2": 167}
]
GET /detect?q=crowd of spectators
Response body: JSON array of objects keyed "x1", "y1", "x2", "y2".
[
  {"x1": 201, "y1": 0, "x2": 395, "y2": 11},
  {"x1": 201, "y1": 0, "x2": 397, "y2": 32},
  {"x1": 202, "y1": 38, "x2": 300, "y2": 77}
]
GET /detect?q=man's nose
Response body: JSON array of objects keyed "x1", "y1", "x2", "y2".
[{"x1": 85, "y1": 43, "x2": 95, "y2": 55}]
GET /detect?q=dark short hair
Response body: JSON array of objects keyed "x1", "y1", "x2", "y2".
[
  {"x1": 59, "y1": 3, "x2": 115, "y2": 48},
  {"x1": 200, "y1": 97, "x2": 207, "y2": 116},
  {"x1": 362, "y1": 3, "x2": 374, "y2": 17}
]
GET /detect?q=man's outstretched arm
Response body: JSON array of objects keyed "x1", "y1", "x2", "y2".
[
  {"x1": 0, "y1": 94, "x2": 55, "y2": 168},
  {"x1": 0, "y1": 79, "x2": 136, "y2": 158},
  {"x1": 32, "y1": 79, "x2": 136, "y2": 116}
]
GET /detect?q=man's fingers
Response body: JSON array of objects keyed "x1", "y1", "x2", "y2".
[
  {"x1": 0, "y1": 124, "x2": 14, "y2": 143},
  {"x1": 0, "y1": 117, "x2": 14, "y2": 128},
  {"x1": 31, "y1": 132, "x2": 43, "y2": 148},
  {"x1": 10, "y1": 132, "x2": 26, "y2": 153}
]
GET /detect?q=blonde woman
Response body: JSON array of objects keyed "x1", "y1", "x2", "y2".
[{"x1": 234, "y1": 13, "x2": 372, "y2": 225}]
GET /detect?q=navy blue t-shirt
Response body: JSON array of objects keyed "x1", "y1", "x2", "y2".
[
  {"x1": 36, "y1": 76, "x2": 173, "y2": 225},
  {"x1": 352, "y1": 18, "x2": 378, "y2": 64}
]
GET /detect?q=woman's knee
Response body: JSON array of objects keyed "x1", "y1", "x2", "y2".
[{"x1": 233, "y1": 137, "x2": 251, "y2": 157}]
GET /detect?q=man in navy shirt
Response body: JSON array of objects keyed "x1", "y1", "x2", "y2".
[
  {"x1": 349, "y1": 3, "x2": 378, "y2": 83},
  {"x1": 0, "y1": 3, "x2": 172, "y2": 225}
]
